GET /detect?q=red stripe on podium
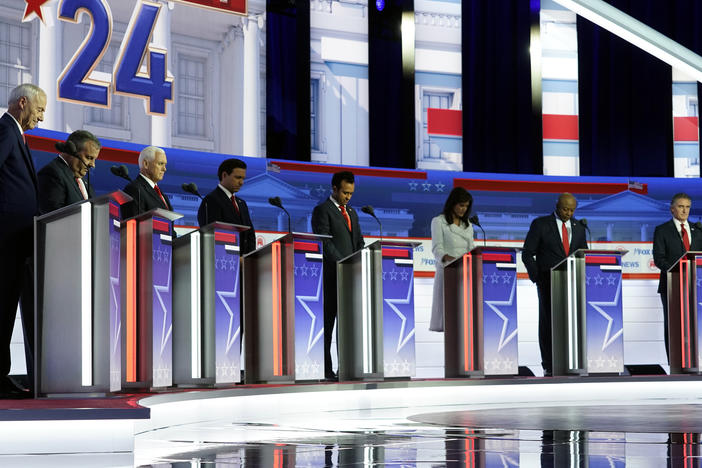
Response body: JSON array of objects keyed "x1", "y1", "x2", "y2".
[
  {"x1": 294, "y1": 241, "x2": 320, "y2": 253},
  {"x1": 109, "y1": 202, "x2": 120, "y2": 218},
  {"x1": 382, "y1": 248, "x2": 410, "y2": 258},
  {"x1": 585, "y1": 256, "x2": 618, "y2": 264},
  {"x1": 152, "y1": 219, "x2": 170, "y2": 234},
  {"x1": 482, "y1": 253, "x2": 512, "y2": 262},
  {"x1": 215, "y1": 231, "x2": 238, "y2": 244}
]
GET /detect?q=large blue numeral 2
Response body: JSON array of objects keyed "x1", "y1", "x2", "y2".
[
  {"x1": 58, "y1": 0, "x2": 112, "y2": 106},
  {"x1": 114, "y1": 1, "x2": 173, "y2": 115}
]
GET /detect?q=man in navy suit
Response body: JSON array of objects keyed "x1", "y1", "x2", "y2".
[
  {"x1": 653, "y1": 193, "x2": 702, "y2": 361},
  {"x1": 0, "y1": 83, "x2": 46, "y2": 397},
  {"x1": 522, "y1": 193, "x2": 588, "y2": 376},
  {"x1": 311, "y1": 171, "x2": 365, "y2": 380},
  {"x1": 197, "y1": 158, "x2": 256, "y2": 255},
  {"x1": 37, "y1": 130, "x2": 100, "y2": 213},
  {"x1": 122, "y1": 146, "x2": 172, "y2": 219}
]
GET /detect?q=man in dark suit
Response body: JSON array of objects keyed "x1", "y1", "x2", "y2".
[
  {"x1": 522, "y1": 192, "x2": 588, "y2": 376},
  {"x1": 37, "y1": 130, "x2": 100, "y2": 213},
  {"x1": 0, "y1": 83, "x2": 46, "y2": 397},
  {"x1": 197, "y1": 158, "x2": 256, "y2": 255},
  {"x1": 653, "y1": 192, "x2": 702, "y2": 361},
  {"x1": 311, "y1": 171, "x2": 365, "y2": 380},
  {"x1": 122, "y1": 145, "x2": 172, "y2": 218}
]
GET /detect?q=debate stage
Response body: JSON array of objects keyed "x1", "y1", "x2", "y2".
[{"x1": 3, "y1": 374, "x2": 702, "y2": 466}]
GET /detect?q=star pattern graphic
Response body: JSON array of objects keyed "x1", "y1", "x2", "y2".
[
  {"x1": 23, "y1": 0, "x2": 50, "y2": 23},
  {"x1": 383, "y1": 275, "x2": 416, "y2": 354},
  {"x1": 110, "y1": 275, "x2": 122, "y2": 358},
  {"x1": 152, "y1": 247, "x2": 173, "y2": 386},
  {"x1": 587, "y1": 274, "x2": 623, "y2": 351},
  {"x1": 215, "y1": 252, "x2": 242, "y2": 356},
  {"x1": 484, "y1": 272, "x2": 518, "y2": 352},
  {"x1": 296, "y1": 271, "x2": 325, "y2": 355},
  {"x1": 434, "y1": 182, "x2": 446, "y2": 192},
  {"x1": 408, "y1": 181, "x2": 418, "y2": 191}
]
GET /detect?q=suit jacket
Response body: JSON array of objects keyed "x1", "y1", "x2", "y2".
[
  {"x1": 37, "y1": 156, "x2": 95, "y2": 214},
  {"x1": 522, "y1": 213, "x2": 588, "y2": 284},
  {"x1": 311, "y1": 198, "x2": 364, "y2": 265},
  {"x1": 0, "y1": 113, "x2": 38, "y2": 252},
  {"x1": 197, "y1": 186, "x2": 256, "y2": 255},
  {"x1": 122, "y1": 174, "x2": 172, "y2": 219},
  {"x1": 653, "y1": 219, "x2": 702, "y2": 294}
]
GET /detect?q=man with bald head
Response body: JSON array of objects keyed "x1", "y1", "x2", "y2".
[
  {"x1": 522, "y1": 193, "x2": 588, "y2": 376},
  {"x1": 0, "y1": 83, "x2": 46, "y2": 396},
  {"x1": 122, "y1": 145, "x2": 172, "y2": 219}
]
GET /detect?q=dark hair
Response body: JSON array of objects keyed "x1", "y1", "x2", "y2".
[
  {"x1": 55, "y1": 130, "x2": 100, "y2": 155},
  {"x1": 218, "y1": 158, "x2": 247, "y2": 181},
  {"x1": 442, "y1": 187, "x2": 473, "y2": 226},
  {"x1": 331, "y1": 171, "x2": 355, "y2": 189},
  {"x1": 671, "y1": 192, "x2": 692, "y2": 206}
]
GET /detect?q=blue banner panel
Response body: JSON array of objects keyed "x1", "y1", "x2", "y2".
[
  {"x1": 382, "y1": 246, "x2": 416, "y2": 378},
  {"x1": 585, "y1": 254, "x2": 624, "y2": 373},
  {"x1": 108, "y1": 201, "x2": 122, "y2": 392},
  {"x1": 481, "y1": 250, "x2": 519, "y2": 375},
  {"x1": 214, "y1": 230, "x2": 241, "y2": 384},
  {"x1": 151, "y1": 216, "x2": 173, "y2": 387},
  {"x1": 293, "y1": 240, "x2": 325, "y2": 380}
]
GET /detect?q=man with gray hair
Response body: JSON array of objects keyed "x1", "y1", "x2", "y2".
[
  {"x1": 0, "y1": 83, "x2": 46, "y2": 397},
  {"x1": 122, "y1": 145, "x2": 172, "y2": 218}
]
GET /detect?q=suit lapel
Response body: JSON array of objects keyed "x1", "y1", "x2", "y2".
[
  {"x1": 5, "y1": 115, "x2": 38, "y2": 188},
  {"x1": 58, "y1": 159, "x2": 83, "y2": 201},
  {"x1": 547, "y1": 216, "x2": 566, "y2": 255}
]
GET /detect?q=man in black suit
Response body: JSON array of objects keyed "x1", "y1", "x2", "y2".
[
  {"x1": 122, "y1": 145, "x2": 172, "y2": 218},
  {"x1": 197, "y1": 158, "x2": 256, "y2": 255},
  {"x1": 653, "y1": 192, "x2": 702, "y2": 361},
  {"x1": 522, "y1": 192, "x2": 588, "y2": 376},
  {"x1": 0, "y1": 83, "x2": 46, "y2": 397},
  {"x1": 37, "y1": 130, "x2": 100, "y2": 213},
  {"x1": 311, "y1": 171, "x2": 365, "y2": 380}
]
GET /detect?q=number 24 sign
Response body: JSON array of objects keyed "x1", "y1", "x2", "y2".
[{"x1": 58, "y1": 0, "x2": 173, "y2": 115}]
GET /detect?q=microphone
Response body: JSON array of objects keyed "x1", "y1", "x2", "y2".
[
  {"x1": 578, "y1": 218, "x2": 591, "y2": 249},
  {"x1": 110, "y1": 165, "x2": 131, "y2": 182},
  {"x1": 469, "y1": 214, "x2": 486, "y2": 247},
  {"x1": 362, "y1": 205, "x2": 382, "y2": 240},
  {"x1": 268, "y1": 196, "x2": 291, "y2": 233},
  {"x1": 182, "y1": 182, "x2": 208, "y2": 225}
]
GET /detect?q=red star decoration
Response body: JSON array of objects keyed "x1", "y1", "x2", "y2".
[{"x1": 23, "y1": 0, "x2": 50, "y2": 23}]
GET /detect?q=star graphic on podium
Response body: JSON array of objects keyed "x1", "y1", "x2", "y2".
[
  {"x1": 383, "y1": 278, "x2": 415, "y2": 353},
  {"x1": 216, "y1": 259, "x2": 241, "y2": 354},
  {"x1": 484, "y1": 276, "x2": 518, "y2": 352},
  {"x1": 296, "y1": 273, "x2": 324, "y2": 353},
  {"x1": 110, "y1": 275, "x2": 121, "y2": 357},
  {"x1": 153, "y1": 263, "x2": 172, "y2": 359},
  {"x1": 408, "y1": 181, "x2": 418, "y2": 191},
  {"x1": 587, "y1": 276, "x2": 623, "y2": 350},
  {"x1": 23, "y1": 0, "x2": 50, "y2": 23}
]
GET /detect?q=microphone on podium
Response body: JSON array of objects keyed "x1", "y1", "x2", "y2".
[
  {"x1": 268, "y1": 196, "x2": 291, "y2": 233},
  {"x1": 110, "y1": 165, "x2": 131, "y2": 182},
  {"x1": 182, "y1": 182, "x2": 207, "y2": 224},
  {"x1": 469, "y1": 214, "x2": 486, "y2": 247},
  {"x1": 578, "y1": 218, "x2": 591, "y2": 249},
  {"x1": 362, "y1": 205, "x2": 382, "y2": 240}
]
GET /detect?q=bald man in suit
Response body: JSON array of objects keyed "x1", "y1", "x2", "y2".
[
  {"x1": 522, "y1": 193, "x2": 588, "y2": 376},
  {"x1": 311, "y1": 171, "x2": 365, "y2": 380},
  {"x1": 0, "y1": 83, "x2": 46, "y2": 397}
]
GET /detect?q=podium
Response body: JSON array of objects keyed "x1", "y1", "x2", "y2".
[
  {"x1": 443, "y1": 246, "x2": 520, "y2": 378},
  {"x1": 551, "y1": 249, "x2": 627, "y2": 376},
  {"x1": 291, "y1": 233, "x2": 330, "y2": 381},
  {"x1": 242, "y1": 234, "x2": 296, "y2": 384},
  {"x1": 667, "y1": 251, "x2": 702, "y2": 374},
  {"x1": 172, "y1": 222, "x2": 250, "y2": 386},
  {"x1": 35, "y1": 191, "x2": 132, "y2": 395},
  {"x1": 379, "y1": 240, "x2": 420, "y2": 378},
  {"x1": 121, "y1": 208, "x2": 183, "y2": 389},
  {"x1": 337, "y1": 241, "x2": 384, "y2": 381}
]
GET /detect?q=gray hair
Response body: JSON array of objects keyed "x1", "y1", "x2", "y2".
[
  {"x1": 8, "y1": 83, "x2": 44, "y2": 106},
  {"x1": 138, "y1": 145, "x2": 165, "y2": 166}
]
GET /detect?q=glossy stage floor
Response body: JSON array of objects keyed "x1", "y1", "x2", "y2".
[{"x1": 2, "y1": 375, "x2": 702, "y2": 467}]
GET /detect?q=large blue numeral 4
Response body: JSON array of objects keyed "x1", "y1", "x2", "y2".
[
  {"x1": 114, "y1": 1, "x2": 173, "y2": 115},
  {"x1": 57, "y1": 0, "x2": 112, "y2": 107}
]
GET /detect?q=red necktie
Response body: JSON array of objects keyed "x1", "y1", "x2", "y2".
[
  {"x1": 154, "y1": 184, "x2": 167, "y2": 208},
  {"x1": 231, "y1": 195, "x2": 240, "y2": 215},
  {"x1": 682, "y1": 225, "x2": 691, "y2": 251},
  {"x1": 340, "y1": 205, "x2": 351, "y2": 231},
  {"x1": 562, "y1": 221, "x2": 569, "y2": 255},
  {"x1": 75, "y1": 177, "x2": 88, "y2": 200}
]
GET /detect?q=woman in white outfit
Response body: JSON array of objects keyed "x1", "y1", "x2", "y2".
[{"x1": 429, "y1": 187, "x2": 475, "y2": 331}]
